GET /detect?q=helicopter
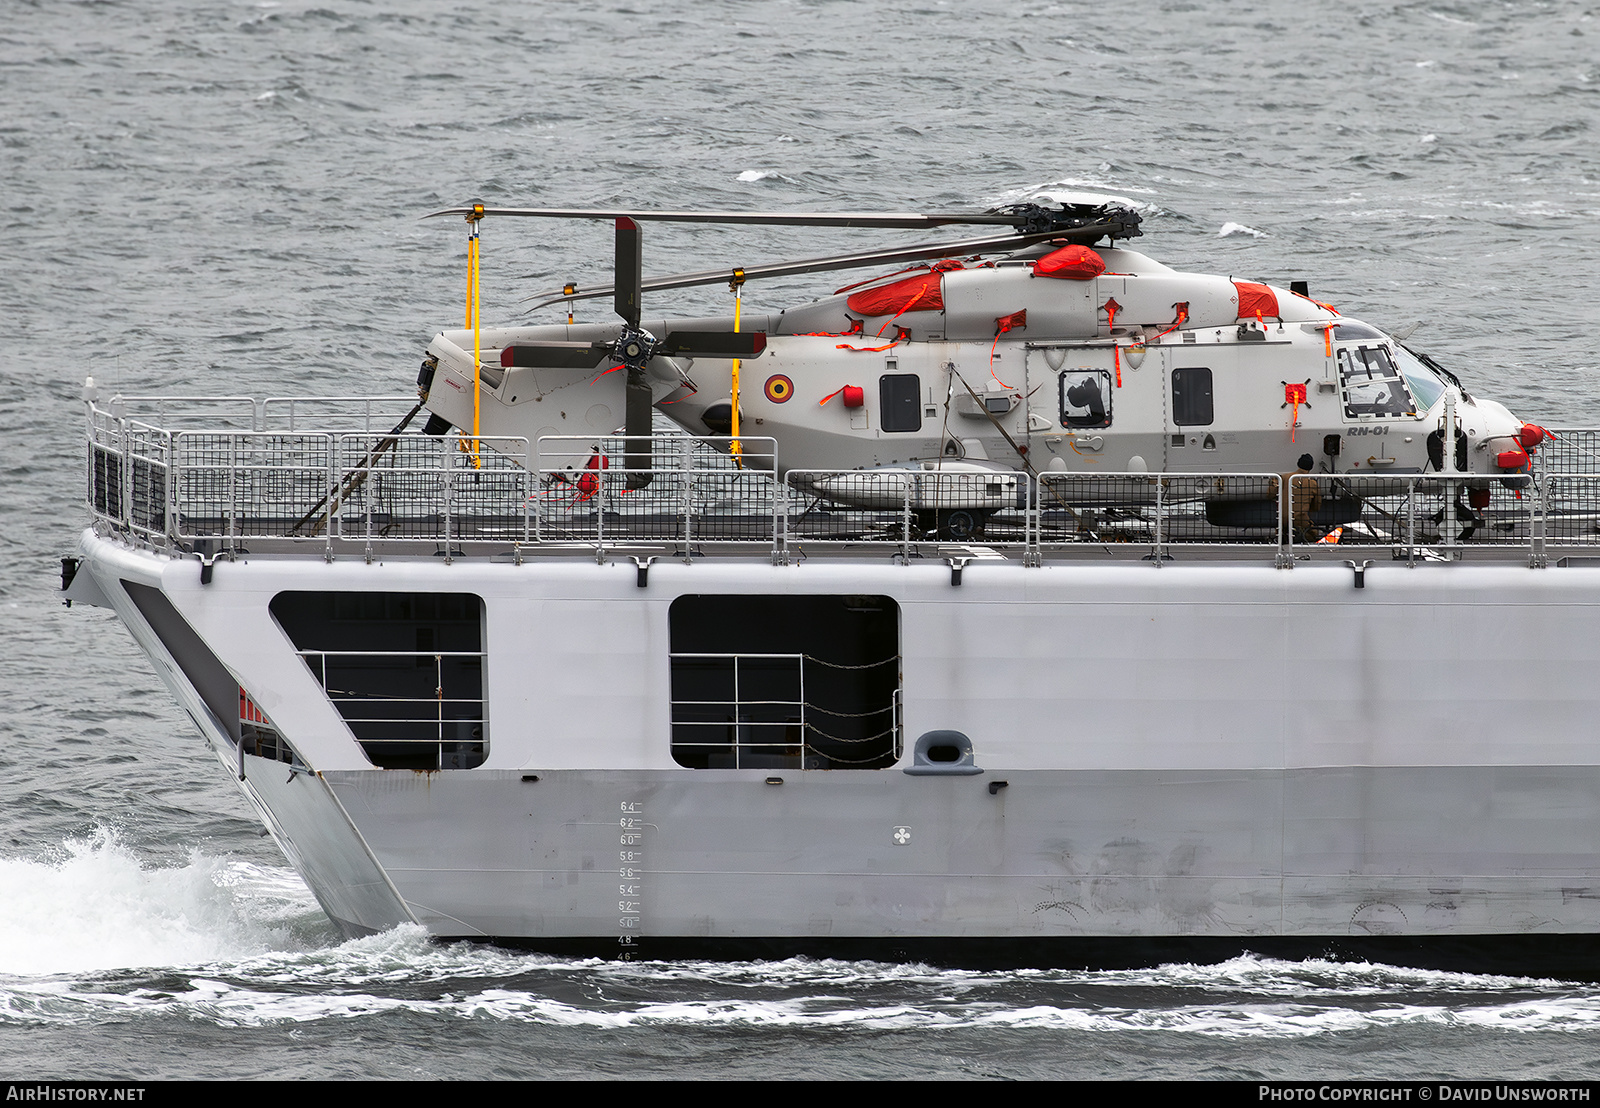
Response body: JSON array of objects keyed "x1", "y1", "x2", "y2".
[{"x1": 414, "y1": 197, "x2": 1537, "y2": 540}]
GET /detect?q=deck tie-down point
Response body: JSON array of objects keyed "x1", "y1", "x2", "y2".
[{"x1": 1344, "y1": 559, "x2": 1374, "y2": 589}]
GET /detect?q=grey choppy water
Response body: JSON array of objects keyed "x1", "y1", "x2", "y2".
[{"x1": 3, "y1": 0, "x2": 1599, "y2": 1080}]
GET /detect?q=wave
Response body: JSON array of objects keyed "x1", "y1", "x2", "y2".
[{"x1": 0, "y1": 828, "x2": 329, "y2": 977}]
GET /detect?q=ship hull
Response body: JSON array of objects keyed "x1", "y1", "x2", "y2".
[{"x1": 75, "y1": 528, "x2": 1600, "y2": 959}]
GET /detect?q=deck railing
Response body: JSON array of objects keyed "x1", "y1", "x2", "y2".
[
  {"x1": 296, "y1": 648, "x2": 487, "y2": 771},
  {"x1": 83, "y1": 398, "x2": 1600, "y2": 565}
]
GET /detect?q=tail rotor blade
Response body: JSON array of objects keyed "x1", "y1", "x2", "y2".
[
  {"x1": 615, "y1": 217, "x2": 642, "y2": 330},
  {"x1": 624, "y1": 366, "x2": 653, "y2": 489},
  {"x1": 658, "y1": 331, "x2": 767, "y2": 359}
]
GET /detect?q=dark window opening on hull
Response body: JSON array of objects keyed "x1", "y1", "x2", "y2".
[
  {"x1": 668, "y1": 594, "x2": 901, "y2": 770},
  {"x1": 122, "y1": 579, "x2": 309, "y2": 768},
  {"x1": 270, "y1": 591, "x2": 486, "y2": 770},
  {"x1": 239, "y1": 686, "x2": 304, "y2": 768}
]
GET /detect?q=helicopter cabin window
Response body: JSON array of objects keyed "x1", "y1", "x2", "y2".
[
  {"x1": 1171, "y1": 367, "x2": 1213, "y2": 427},
  {"x1": 1337, "y1": 345, "x2": 1415, "y2": 419},
  {"x1": 879, "y1": 374, "x2": 921, "y2": 432},
  {"x1": 1058, "y1": 370, "x2": 1113, "y2": 429},
  {"x1": 669, "y1": 594, "x2": 901, "y2": 771}
]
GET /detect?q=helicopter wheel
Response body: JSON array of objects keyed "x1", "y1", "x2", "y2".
[{"x1": 936, "y1": 508, "x2": 988, "y2": 542}]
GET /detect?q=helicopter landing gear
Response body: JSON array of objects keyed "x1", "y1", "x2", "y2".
[{"x1": 1427, "y1": 497, "x2": 1483, "y2": 542}]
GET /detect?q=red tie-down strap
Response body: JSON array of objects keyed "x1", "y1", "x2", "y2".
[
  {"x1": 990, "y1": 310, "x2": 1026, "y2": 387},
  {"x1": 836, "y1": 325, "x2": 910, "y2": 353},
  {"x1": 1102, "y1": 298, "x2": 1123, "y2": 386},
  {"x1": 794, "y1": 317, "x2": 865, "y2": 338},
  {"x1": 1156, "y1": 302, "x2": 1190, "y2": 340}
]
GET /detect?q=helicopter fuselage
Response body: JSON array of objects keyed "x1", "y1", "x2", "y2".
[{"x1": 420, "y1": 245, "x2": 1528, "y2": 495}]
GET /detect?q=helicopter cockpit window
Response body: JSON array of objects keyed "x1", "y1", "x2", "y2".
[
  {"x1": 1392, "y1": 344, "x2": 1448, "y2": 412},
  {"x1": 1059, "y1": 370, "x2": 1112, "y2": 429},
  {"x1": 1337, "y1": 345, "x2": 1416, "y2": 419},
  {"x1": 1332, "y1": 321, "x2": 1386, "y2": 342}
]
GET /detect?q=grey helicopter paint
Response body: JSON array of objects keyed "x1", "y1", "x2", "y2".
[{"x1": 416, "y1": 199, "x2": 1530, "y2": 543}]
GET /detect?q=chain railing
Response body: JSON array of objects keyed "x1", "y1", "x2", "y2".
[
  {"x1": 296, "y1": 648, "x2": 486, "y2": 771},
  {"x1": 86, "y1": 399, "x2": 1600, "y2": 564},
  {"x1": 668, "y1": 651, "x2": 900, "y2": 770}
]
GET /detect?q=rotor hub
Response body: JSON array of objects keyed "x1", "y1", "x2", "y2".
[{"x1": 616, "y1": 326, "x2": 657, "y2": 369}]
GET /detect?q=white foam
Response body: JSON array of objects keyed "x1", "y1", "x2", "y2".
[
  {"x1": 3, "y1": 938, "x2": 1597, "y2": 1035},
  {"x1": 8, "y1": 978, "x2": 1599, "y2": 1036},
  {"x1": 991, "y1": 178, "x2": 1160, "y2": 215},
  {"x1": 0, "y1": 829, "x2": 323, "y2": 976},
  {"x1": 737, "y1": 170, "x2": 778, "y2": 182},
  {"x1": 1219, "y1": 221, "x2": 1267, "y2": 238}
]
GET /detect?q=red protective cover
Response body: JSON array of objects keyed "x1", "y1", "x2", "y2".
[
  {"x1": 842, "y1": 385, "x2": 865, "y2": 408},
  {"x1": 846, "y1": 271, "x2": 945, "y2": 316},
  {"x1": 1034, "y1": 244, "x2": 1105, "y2": 280},
  {"x1": 995, "y1": 309, "x2": 1027, "y2": 333},
  {"x1": 1235, "y1": 281, "x2": 1280, "y2": 320}
]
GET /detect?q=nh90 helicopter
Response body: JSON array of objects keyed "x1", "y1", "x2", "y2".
[{"x1": 415, "y1": 198, "x2": 1538, "y2": 540}]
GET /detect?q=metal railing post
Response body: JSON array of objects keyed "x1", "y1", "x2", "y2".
[
  {"x1": 164, "y1": 430, "x2": 179, "y2": 547},
  {"x1": 1274, "y1": 474, "x2": 1292, "y2": 568},
  {"x1": 901, "y1": 474, "x2": 912, "y2": 561},
  {"x1": 435, "y1": 652, "x2": 444, "y2": 772},
  {"x1": 768, "y1": 470, "x2": 780, "y2": 566},
  {"x1": 225, "y1": 433, "x2": 239, "y2": 555},
  {"x1": 441, "y1": 439, "x2": 454, "y2": 563},
  {"x1": 1405, "y1": 479, "x2": 1417, "y2": 565},
  {"x1": 119, "y1": 414, "x2": 133, "y2": 535},
  {"x1": 1531, "y1": 474, "x2": 1549, "y2": 567},
  {"x1": 1025, "y1": 475, "x2": 1041, "y2": 566},
  {"x1": 681, "y1": 436, "x2": 695, "y2": 551},
  {"x1": 1153, "y1": 475, "x2": 1165, "y2": 565}
]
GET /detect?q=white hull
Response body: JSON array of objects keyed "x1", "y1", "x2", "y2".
[{"x1": 76, "y1": 527, "x2": 1600, "y2": 949}]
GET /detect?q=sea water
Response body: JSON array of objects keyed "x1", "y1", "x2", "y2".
[{"x1": 2, "y1": 0, "x2": 1598, "y2": 1080}]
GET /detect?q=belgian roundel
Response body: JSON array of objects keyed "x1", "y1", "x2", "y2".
[{"x1": 764, "y1": 374, "x2": 794, "y2": 403}]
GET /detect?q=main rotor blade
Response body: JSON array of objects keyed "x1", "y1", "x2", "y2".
[
  {"x1": 434, "y1": 206, "x2": 1026, "y2": 229},
  {"x1": 429, "y1": 202, "x2": 1143, "y2": 240},
  {"x1": 659, "y1": 331, "x2": 767, "y2": 359},
  {"x1": 614, "y1": 217, "x2": 642, "y2": 330},
  {"x1": 624, "y1": 366, "x2": 653, "y2": 488},
  {"x1": 500, "y1": 342, "x2": 613, "y2": 370},
  {"x1": 522, "y1": 230, "x2": 1055, "y2": 314}
]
